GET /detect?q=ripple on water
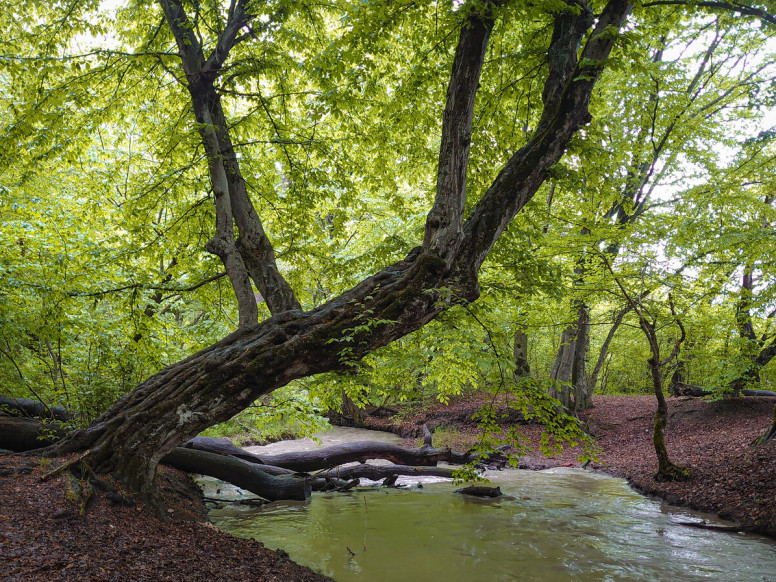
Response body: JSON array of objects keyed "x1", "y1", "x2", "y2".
[{"x1": 204, "y1": 430, "x2": 776, "y2": 582}]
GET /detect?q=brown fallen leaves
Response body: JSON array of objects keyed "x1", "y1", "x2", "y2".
[
  {"x1": 0, "y1": 457, "x2": 331, "y2": 582},
  {"x1": 366, "y1": 394, "x2": 776, "y2": 537}
]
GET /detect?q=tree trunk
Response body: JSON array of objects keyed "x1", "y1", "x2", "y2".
[
  {"x1": 341, "y1": 391, "x2": 366, "y2": 428},
  {"x1": 572, "y1": 303, "x2": 591, "y2": 410},
  {"x1": 641, "y1": 320, "x2": 689, "y2": 482},
  {"x1": 549, "y1": 301, "x2": 591, "y2": 411},
  {"x1": 513, "y1": 327, "x2": 530, "y2": 379},
  {"x1": 753, "y1": 403, "x2": 776, "y2": 445},
  {"x1": 589, "y1": 305, "x2": 629, "y2": 392},
  {"x1": 647, "y1": 353, "x2": 689, "y2": 481},
  {"x1": 45, "y1": 0, "x2": 633, "y2": 511},
  {"x1": 163, "y1": 447, "x2": 311, "y2": 501}
]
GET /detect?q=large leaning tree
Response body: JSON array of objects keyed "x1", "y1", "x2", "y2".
[{"x1": 4, "y1": 0, "x2": 765, "y2": 509}]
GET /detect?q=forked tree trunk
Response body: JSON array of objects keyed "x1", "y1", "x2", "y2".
[
  {"x1": 549, "y1": 301, "x2": 591, "y2": 411},
  {"x1": 46, "y1": 0, "x2": 632, "y2": 511},
  {"x1": 604, "y1": 257, "x2": 689, "y2": 481}
]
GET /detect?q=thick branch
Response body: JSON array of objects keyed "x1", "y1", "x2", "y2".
[
  {"x1": 457, "y1": 0, "x2": 632, "y2": 275},
  {"x1": 642, "y1": 1, "x2": 776, "y2": 26},
  {"x1": 162, "y1": 447, "x2": 310, "y2": 501},
  {"x1": 200, "y1": 0, "x2": 253, "y2": 82},
  {"x1": 161, "y1": 0, "x2": 300, "y2": 316},
  {"x1": 423, "y1": 2, "x2": 497, "y2": 265}
]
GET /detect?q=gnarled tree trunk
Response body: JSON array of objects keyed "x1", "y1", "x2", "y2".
[{"x1": 46, "y1": 0, "x2": 633, "y2": 512}]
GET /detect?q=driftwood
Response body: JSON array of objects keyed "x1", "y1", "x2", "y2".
[
  {"x1": 162, "y1": 448, "x2": 311, "y2": 501},
  {"x1": 0, "y1": 396, "x2": 71, "y2": 422},
  {"x1": 184, "y1": 435, "x2": 496, "y2": 472},
  {"x1": 248, "y1": 441, "x2": 494, "y2": 472},
  {"x1": 317, "y1": 463, "x2": 456, "y2": 481}
]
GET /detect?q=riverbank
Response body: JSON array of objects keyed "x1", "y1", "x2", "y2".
[
  {"x1": 2, "y1": 394, "x2": 774, "y2": 580},
  {"x1": 364, "y1": 393, "x2": 776, "y2": 537},
  {"x1": 0, "y1": 455, "x2": 331, "y2": 582}
]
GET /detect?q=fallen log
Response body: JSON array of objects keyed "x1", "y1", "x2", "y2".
[
  {"x1": 317, "y1": 463, "x2": 456, "y2": 481},
  {"x1": 0, "y1": 396, "x2": 71, "y2": 422},
  {"x1": 183, "y1": 436, "x2": 265, "y2": 463},
  {"x1": 669, "y1": 384, "x2": 776, "y2": 398},
  {"x1": 248, "y1": 440, "x2": 493, "y2": 472},
  {"x1": 0, "y1": 415, "x2": 68, "y2": 452},
  {"x1": 161, "y1": 448, "x2": 311, "y2": 502},
  {"x1": 743, "y1": 389, "x2": 776, "y2": 398}
]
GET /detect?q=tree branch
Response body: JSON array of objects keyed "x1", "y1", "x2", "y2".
[
  {"x1": 423, "y1": 1, "x2": 498, "y2": 265},
  {"x1": 642, "y1": 1, "x2": 776, "y2": 26},
  {"x1": 456, "y1": 0, "x2": 632, "y2": 278}
]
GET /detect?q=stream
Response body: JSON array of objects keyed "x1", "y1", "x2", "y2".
[{"x1": 202, "y1": 427, "x2": 776, "y2": 581}]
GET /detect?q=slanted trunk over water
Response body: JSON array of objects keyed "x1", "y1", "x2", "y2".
[{"x1": 47, "y1": 0, "x2": 633, "y2": 511}]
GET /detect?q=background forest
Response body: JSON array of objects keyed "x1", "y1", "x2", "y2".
[{"x1": 2, "y1": 0, "x2": 776, "y2": 439}]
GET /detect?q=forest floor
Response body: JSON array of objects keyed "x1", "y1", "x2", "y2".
[
  {"x1": 2, "y1": 394, "x2": 775, "y2": 581},
  {"x1": 365, "y1": 393, "x2": 776, "y2": 537},
  {"x1": 0, "y1": 456, "x2": 331, "y2": 582}
]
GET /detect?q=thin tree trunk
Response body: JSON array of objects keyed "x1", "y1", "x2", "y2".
[
  {"x1": 513, "y1": 327, "x2": 530, "y2": 379},
  {"x1": 589, "y1": 305, "x2": 629, "y2": 392}
]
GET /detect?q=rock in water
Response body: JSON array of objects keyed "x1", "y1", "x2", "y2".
[{"x1": 454, "y1": 486, "x2": 502, "y2": 498}]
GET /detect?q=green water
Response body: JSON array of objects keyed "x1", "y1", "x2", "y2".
[{"x1": 205, "y1": 430, "x2": 776, "y2": 581}]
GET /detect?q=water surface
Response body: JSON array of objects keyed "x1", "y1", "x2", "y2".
[{"x1": 204, "y1": 428, "x2": 776, "y2": 581}]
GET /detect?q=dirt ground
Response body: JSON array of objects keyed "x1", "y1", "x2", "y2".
[
  {"x1": 365, "y1": 393, "x2": 776, "y2": 537},
  {"x1": 0, "y1": 457, "x2": 331, "y2": 582}
]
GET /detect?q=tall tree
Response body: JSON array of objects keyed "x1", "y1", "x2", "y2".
[
  {"x1": 3, "y1": 0, "x2": 773, "y2": 510},
  {"x1": 34, "y1": 0, "x2": 631, "y2": 508}
]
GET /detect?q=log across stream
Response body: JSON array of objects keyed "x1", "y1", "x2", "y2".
[{"x1": 203, "y1": 427, "x2": 776, "y2": 582}]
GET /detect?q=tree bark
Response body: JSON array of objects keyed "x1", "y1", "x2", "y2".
[
  {"x1": 549, "y1": 301, "x2": 591, "y2": 411},
  {"x1": 47, "y1": 0, "x2": 633, "y2": 511},
  {"x1": 641, "y1": 313, "x2": 689, "y2": 482},
  {"x1": 162, "y1": 447, "x2": 311, "y2": 501},
  {"x1": 513, "y1": 327, "x2": 530, "y2": 379}
]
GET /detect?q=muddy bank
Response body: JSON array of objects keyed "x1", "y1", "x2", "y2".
[{"x1": 363, "y1": 394, "x2": 776, "y2": 537}]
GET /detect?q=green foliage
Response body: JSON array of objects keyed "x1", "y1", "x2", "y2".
[
  {"x1": 202, "y1": 384, "x2": 329, "y2": 445},
  {"x1": 454, "y1": 377, "x2": 599, "y2": 483},
  {"x1": 1, "y1": 0, "x2": 776, "y2": 437}
]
